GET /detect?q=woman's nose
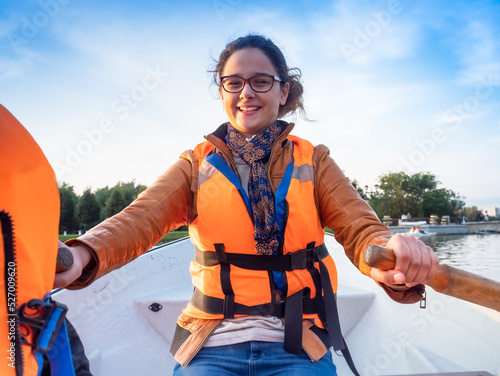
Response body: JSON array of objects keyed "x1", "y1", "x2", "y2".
[{"x1": 239, "y1": 81, "x2": 255, "y2": 99}]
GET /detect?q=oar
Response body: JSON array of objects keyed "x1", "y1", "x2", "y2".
[
  {"x1": 363, "y1": 244, "x2": 500, "y2": 312},
  {"x1": 56, "y1": 246, "x2": 74, "y2": 273}
]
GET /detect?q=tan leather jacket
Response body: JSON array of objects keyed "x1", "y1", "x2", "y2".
[{"x1": 66, "y1": 122, "x2": 423, "y2": 364}]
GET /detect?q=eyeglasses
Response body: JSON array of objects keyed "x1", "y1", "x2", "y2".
[{"x1": 219, "y1": 74, "x2": 282, "y2": 93}]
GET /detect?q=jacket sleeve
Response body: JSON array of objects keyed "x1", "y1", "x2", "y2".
[
  {"x1": 313, "y1": 145, "x2": 424, "y2": 304},
  {"x1": 66, "y1": 154, "x2": 194, "y2": 289}
]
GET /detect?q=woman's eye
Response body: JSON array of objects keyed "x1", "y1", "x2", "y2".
[
  {"x1": 225, "y1": 79, "x2": 242, "y2": 87},
  {"x1": 252, "y1": 77, "x2": 272, "y2": 86}
]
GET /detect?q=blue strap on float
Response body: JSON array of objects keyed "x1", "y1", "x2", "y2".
[
  {"x1": 19, "y1": 293, "x2": 75, "y2": 376},
  {"x1": 37, "y1": 304, "x2": 75, "y2": 376},
  {"x1": 273, "y1": 160, "x2": 294, "y2": 291}
]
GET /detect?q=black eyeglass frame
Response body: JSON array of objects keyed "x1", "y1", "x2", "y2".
[{"x1": 219, "y1": 74, "x2": 282, "y2": 93}]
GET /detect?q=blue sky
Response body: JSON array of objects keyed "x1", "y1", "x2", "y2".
[{"x1": 1, "y1": 0, "x2": 500, "y2": 209}]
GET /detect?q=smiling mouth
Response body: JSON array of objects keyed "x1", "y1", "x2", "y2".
[{"x1": 238, "y1": 106, "x2": 259, "y2": 112}]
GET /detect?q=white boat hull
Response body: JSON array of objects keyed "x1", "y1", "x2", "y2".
[
  {"x1": 400, "y1": 221, "x2": 428, "y2": 226},
  {"x1": 406, "y1": 232, "x2": 437, "y2": 237},
  {"x1": 54, "y1": 235, "x2": 500, "y2": 376}
]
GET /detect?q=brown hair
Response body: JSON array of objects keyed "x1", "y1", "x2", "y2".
[{"x1": 213, "y1": 34, "x2": 306, "y2": 119}]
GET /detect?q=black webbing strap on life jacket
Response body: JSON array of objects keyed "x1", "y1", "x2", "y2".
[
  {"x1": 192, "y1": 242, "x2": 360, "y2": 376},
  {"x1": 317, "y1": 254, "x2": 360, "y2": 376},
  {"x1": 196, "y1": 243, "x2": 329, "y2": 271},
  {"x1": 283, "y1": 288, "x2": 307, "y2": 354},
  {"x1": 214, "y1": 243, "x2": 235, "y2": 319},
  {"x1": 191, "y1": 287, "x2": 325, "y2": 316}
]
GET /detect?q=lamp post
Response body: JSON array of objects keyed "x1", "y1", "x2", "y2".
[{"x1": 364, "y1": 184, "x2": 379, "y2": 198}]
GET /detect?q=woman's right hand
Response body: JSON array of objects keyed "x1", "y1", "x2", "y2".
[{"x1": 53, "y1": 240, "x2": 92, "y2": 289}]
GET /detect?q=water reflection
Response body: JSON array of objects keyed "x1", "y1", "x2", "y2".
[{"x1": 421, "y1": 233, "x2": 500, "y2": 282}]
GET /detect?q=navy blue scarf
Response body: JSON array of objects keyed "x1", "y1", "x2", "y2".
[{"x1": 225, "y1": 122, "x2": 283, "y2": 255}]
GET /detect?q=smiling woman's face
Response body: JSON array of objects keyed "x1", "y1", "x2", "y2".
[{"x1": 219, "y1": 48, "x2": 290, "y2": 138}]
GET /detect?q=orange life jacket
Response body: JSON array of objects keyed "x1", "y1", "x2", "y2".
[
  {"x1": 183, "y1": 134, "x2": 344, "y2": 355},
  {"x1": 0, "y1": 105, "x2": 72, "y2": 375}
]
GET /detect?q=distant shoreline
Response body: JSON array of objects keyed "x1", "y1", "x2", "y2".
[{"x1": 389, "y1": 221, "x2": 500, "y2": 235}]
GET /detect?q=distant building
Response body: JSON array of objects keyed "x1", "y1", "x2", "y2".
[{"x1": 485, "y1": 207, "x2": 500, "y2": 218}]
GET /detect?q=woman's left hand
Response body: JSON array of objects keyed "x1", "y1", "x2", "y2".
[{"x1": 370, "y1": 233, "x2": 439, "y2": 287}]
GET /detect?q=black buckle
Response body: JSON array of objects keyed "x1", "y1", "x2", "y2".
[
  {"x1": 290, "y1": 248, "x2": 317, "y2": 270},
  {"x1": 18, "y1": 298, "x2": 68, "y2": 354},
  {"x1": 306, "y1": 248, "x2": 317, "y2": 268}
]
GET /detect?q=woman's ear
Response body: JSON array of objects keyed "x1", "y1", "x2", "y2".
[{"x1": 280, "y1": 82, "x2": 290, "y2": 105}]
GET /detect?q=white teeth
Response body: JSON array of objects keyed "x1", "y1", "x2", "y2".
[{"x1": 239, "y1": 107, "x2": 258, "y2": 111}]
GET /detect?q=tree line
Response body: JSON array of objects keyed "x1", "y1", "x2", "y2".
[
  {"x1": 59, "y1": 171, "x2": 480, "y2": 235},
  {"x1": 352, "y1": 171, "x2": 467, "y2": 220},
  {"x1": 59, "y1": 181, "x2": 146, "y2": 234}
]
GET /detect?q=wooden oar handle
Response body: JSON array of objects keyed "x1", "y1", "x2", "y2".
[
  {"x1": 56, "y1": 246, "x2": 74, "y2": 273},
  {"x1": 363, "y1": 244, "x2": 398, "y2": 271},
  {"x1": 364, "y1": 244, "x2": 500, "y2": 312}
]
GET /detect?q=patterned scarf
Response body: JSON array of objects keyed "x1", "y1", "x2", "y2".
[{"x1": 225, "y1": 122, "x2": 283, "y2": 255}]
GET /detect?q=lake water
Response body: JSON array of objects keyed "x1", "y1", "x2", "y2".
[{"x1": 421, "y1": 233, "x2": 500, "y2": 282}]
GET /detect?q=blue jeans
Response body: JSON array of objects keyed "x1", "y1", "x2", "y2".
[{"x1": 172, "y1": 341, "x2": 337, "y2": 376}]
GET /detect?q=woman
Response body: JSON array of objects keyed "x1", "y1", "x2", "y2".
[{"x1": 55, "y1": 34, "x2": 439, "y2": 376}]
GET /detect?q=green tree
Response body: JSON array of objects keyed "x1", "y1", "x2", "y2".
[
  {"x1": 113, "y1": 181, "x2": 147, "y2": 204},
  {"x1": 366, "y1": 193, "x2": 387, "y2": 220},
  {"x1": 377, "y1": 172, "x2": 425, "y2": 218},
  {"x1": 76, "y1": 188, "x2": 101, "y2": 230},
  {"x1": 95, "y1": 186, "x2": 111, "y2": 221},
  {"x1": 59, "y1": 183, "x2": 78, "y2": 234},
  {"x1": 95, "y1": 181, "x2": 146, "y2": 221},
  {"x1": 464, "y1": 206, "x2": 478, "y2": 222},
  {"x1": 376, "y1": 171, "x2": 464, "y2": 219},
  {"x1": 105, "y1": 189, "x2": 128, "y2": 217},
  {"x1": 422, "y1": 188, "x2": 465, "y2": 217},
  {"x1": 58, "y1": 181, "x2": 148, "y2": 232}
]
